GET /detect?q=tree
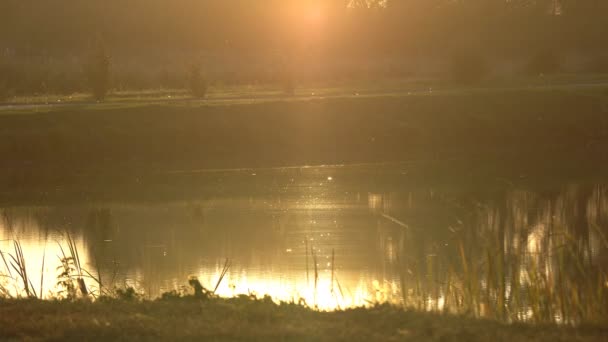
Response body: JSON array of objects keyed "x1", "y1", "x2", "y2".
[
  {"x1": 86, "y1": 43, "x2": 111, "y2": 101},
  {"x1": 188, "y1": 64, "x2": 208, "y2": 99}
]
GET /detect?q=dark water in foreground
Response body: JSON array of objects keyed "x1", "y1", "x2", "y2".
[{"x1": 1, "y1": 163, "x2": 607, "y2": 321}]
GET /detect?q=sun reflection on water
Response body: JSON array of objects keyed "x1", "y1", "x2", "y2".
[
  {"x1": 2, "y1": 175, "x2": 608, "y2": 323},
  {"x1": 1, "y1": 223, "x2": 398, "y2": 309},
  {"x1": 0, "y1": 228, "x2": 91, "y2": 299},
  {"x1": 201, "y1": 269, "x2": 399, "y2": 311}
]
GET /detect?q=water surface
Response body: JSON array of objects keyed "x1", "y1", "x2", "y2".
[{"x1": 1, "y1": 163, "x2": 607, "y2": 319}]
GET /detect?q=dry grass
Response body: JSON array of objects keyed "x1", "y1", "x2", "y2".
[{"x1": 0, "y1": 298, "x2": 607, "y2": 342}]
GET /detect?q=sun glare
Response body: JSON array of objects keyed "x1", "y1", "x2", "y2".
[
  {"x1": 304, "y1": 5, "x2": 325, "y2": 26},
  {"x1": 206, "y1": 268, "x2": 397, "y2": 311},
  {"x1": 288, "y1": 1, "x2": 328, "y2": 38}
]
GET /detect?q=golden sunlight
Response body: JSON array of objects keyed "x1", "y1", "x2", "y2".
[
  {"x1": 303, "y1": 4, "x2": 326, "y2": 27},
  {"x1": 204, "y1": 268, "x2": 399, "y2": 311},
  {"x1": 3, "y1": 0, "x2": 608, "y2": 338}
]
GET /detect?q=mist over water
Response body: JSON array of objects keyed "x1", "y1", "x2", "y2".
[{"x1": 1, "y1": 163, "x2": 607, "y2": 319}]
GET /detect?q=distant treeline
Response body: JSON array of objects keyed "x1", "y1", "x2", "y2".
[
  {"x1": 1, "y1": 0, "x2": 608, "y2": 96},
  {"x1": 2, "y1": 0, "x2": 607, "y2": 53}
]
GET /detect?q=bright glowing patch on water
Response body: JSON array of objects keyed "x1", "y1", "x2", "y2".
[
  {"x1": 0, "y1": 228, "x2": 91, "y2": 299},
  {"x1": 203, "y1": 269, "x2": 398, "y2": 311}
]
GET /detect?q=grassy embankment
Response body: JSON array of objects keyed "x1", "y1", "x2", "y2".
[
  {"x1": 1, "y1": 84, "x2": 608, "y2": 190},
  {"x1": 2, "y1": 74, "x2": 608, "y2": 106},
  {"x1": 1, "y1": 297, "x2": 607, "y2": 342}
]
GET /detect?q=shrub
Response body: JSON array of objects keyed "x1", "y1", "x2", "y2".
[
  {"x1": 0, "y1": 60, "x2": 17, "y2": 101},
  {"x1": 160, "y1": 290, "x2": 182, "y2": 300},
  {"x1": 85, "y1": 45, "x2": 111, "y2": 101},
  {"x1": 0, "y1": 82, "x2": 11, "y2": 102},
  {"x1": 584, "y1": 55, "x2": 608, "y2": 73},
  {"x1": 283, "y1": 70, "x2": 295, "y2": 96},
  {"x1": 449, "y1": 53, "x2": 488, "y2": 85},
  {"x1": 188, "y1": 64, "x2": 208, "y2": 98},
  {"x1": 526, "y1": 49, "x2": 561, "y2": 75},
  {"x1": 115, "y1": 287, "x2": 140, "y2": 301}
]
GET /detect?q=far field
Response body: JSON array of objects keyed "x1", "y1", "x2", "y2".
[{"x1": 1, "y1": 82, "x2": 608, "y2": 200}]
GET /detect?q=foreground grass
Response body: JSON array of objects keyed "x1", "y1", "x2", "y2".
[{"x1": 0, "y1": 298, "x2": 607, "y2": 342}]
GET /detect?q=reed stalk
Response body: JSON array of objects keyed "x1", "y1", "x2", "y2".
[
  {"x1": 39, "y1": 245, "x2": 46, "y2": 299},
  {"x1": 214, "y1": 258, "x2": 232, "y2": 294},
  {"x1": 311, "y1": 245, "x2": 318, "y2": 307},
  {"x1": 9, "y1": 240, "x2": 37, "y2": 298},
  {"x1": 305, "y1": 237, "x2": 309, "y2": 287}
]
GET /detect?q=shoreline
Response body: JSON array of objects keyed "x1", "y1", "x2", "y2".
[{"x1": 2, "y1": 87, "x2": 608, "y2": 203}]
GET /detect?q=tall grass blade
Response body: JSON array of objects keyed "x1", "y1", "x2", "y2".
[
  {"x1": 9, "y1": 241, "x2": 37, "y2": 298},
  {"x1": 331, "y1": 248, "x2": 335, "y2": 295},
  {"x1": 39, "y1": 245, "x2": 46, "y2": 299},
  {"x1": 0, "y1": 251, "x2": 13, "y2": 278},
  {"x1": 214, "y1": 258, "x2": 231, "y2": 294},
  {"x1": 311, "y1": 245, "x2": 318, "y2": 307},
  {"x1": 305, "y1": 237, "x2": 309, "y2": 287}
]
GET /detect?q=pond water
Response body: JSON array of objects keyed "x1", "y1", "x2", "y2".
[{"x1": 1, "y1": 163, "x2": 607, "y2": 321}]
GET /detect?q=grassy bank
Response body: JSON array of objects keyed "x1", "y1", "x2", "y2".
[
  {"x1": 1, "y1": 86, "x2": 608, "y2": 194},
  {"x1": 2, "y1": 75, "x2": 607, "y2": 107},
  {"x1": 1, "y1": 297, "x2": 607, "y2": 341}
]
